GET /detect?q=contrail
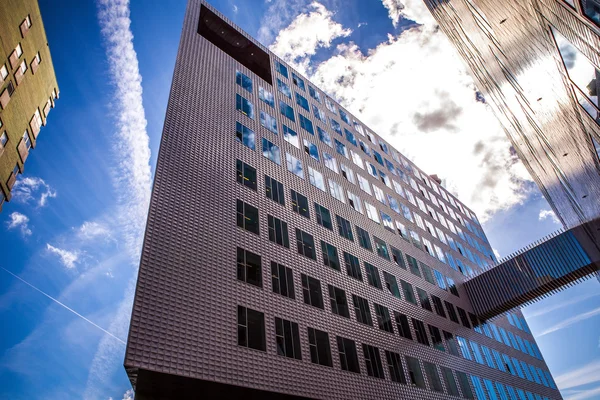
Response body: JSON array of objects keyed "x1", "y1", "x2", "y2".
[{"x1": 0, "y1": 266, "x2": 126, "y2": 345}]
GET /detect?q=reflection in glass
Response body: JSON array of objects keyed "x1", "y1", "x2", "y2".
[{"x1": 581, "y1": 0, "x2": 600, "y2": 27}]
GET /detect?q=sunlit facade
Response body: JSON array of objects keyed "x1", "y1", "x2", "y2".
[{"x1": 124, "y1": 1, "x2": 561, "y2": 399}]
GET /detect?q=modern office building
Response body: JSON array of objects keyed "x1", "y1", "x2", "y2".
[
  {"x1": 422, "y1": 0, "x2": 600, "y2": 231},
  {"x1": 0, "y1": 0, "x2": 59, "y2": 212},
  {"x1": 125, "y1": 1, "x2": 561, "y2": 399}
]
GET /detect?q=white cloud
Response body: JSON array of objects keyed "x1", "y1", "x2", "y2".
[
  {"x1": 565, "y1": 386, "x2": 600, "y2": 400},
  {"x1": 380, "y1": 0, "x2": 436, "y2": 27},
  {"x1": 269, "y1": 2, "x2": 351, "y2": 75},
  {"x1": 539, "y1": 208, "x2": 560, "y2": 224},
  {"x1": 6, "y1": 212, "x2": 32, "y2": 237},
  {"x1": 11, "y1": 177, "x2": 57, "y2": 207},
  {"x1": 555, "y1": 360, "x2": 600, "y2": 390},
  {"x1": 538, "y1": 306, "x2": 600, "y2": 337},
  {"x1": 46, "y1": 244, "x2": 79, "y2": 269},
  {"x1": 492, "y1": 248, "x2": 501, "y2": 259},
  {"x1": 524, "y1": 292, "x2": 599, "y2": 318},
  {"x1": 122, "y1": 389, "x2": 134, "y2": 400},
  {"x1": 76, "y1": 221, "x2": 113, "y2": 242},
  {"x1": 232, "y1": 4, "x2": 238, "y2": 13},
  {"x1": 257, "y1": 0, "x2": 311, "y2": 45}
]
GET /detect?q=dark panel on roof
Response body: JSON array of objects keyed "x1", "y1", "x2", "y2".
[{"x1": 198, "y1": 5, "x2": 272, "y2": 85}]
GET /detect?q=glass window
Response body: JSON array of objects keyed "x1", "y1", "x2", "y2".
[
  {"x1": 271, "y1": 262, "x2": 295, "y2": 299},
  {"x1": 329, "y1": 285, "x2": 349, "y2": 317},
  {"x1": 236, "y1": 70, "x2": 253, "y2": 92},
  {"x1": 237, "y1": 306, "x2": 265, "y2": 351},
  {"x1": 337, "y1": 336, "x2": 360, "y2": 373},
  {"x1": 470, "y1": 342, "x2": 484, "y2": 364},
  {"x1": 286, "y1": 153, "x2": 304, "y2": 178},
  {"x1": 344, "y1": 251, "x2": 362, "y2": 280},
  {"x1": 279, "y1": 100, "x2": 295, "y2": 122},
  {"x1": 456, "y1": 371, "x2": 474, "y2": 399},
  {"x1": 580, "y1": 1, "x2": 600, "y2": 28},
  {"x1": 345, "y1": 129, "x2": 357, "y2": 146},
  {"x1": 341, "y1": 163, "x2": 356, "y2": 184},
  {"x1": 235, "y1": 122, "x2": 256, "y2": 150},
  {"x1": 277, "y1": 78, "x2": 291, "y2": 98},
  {"x1": 301, "y1": 273, "x2": 323, "y2": 308},
  {"x1": 0, "y1": 64, "x2": 8, "y2": 81},
  {"x1": 441, "y1": 367, "x2": 459, "y2": 396},
  {"x1": 308, "y1": 167, "x2": 325, "y2": 191},
  {"x1": 259, "y1": 86, "x2": 274, "y2": 107},
  {"x1": 335, "y1": 139, "x2": 348, "y2": 158},
  {"x1": 424, "y1": 362, "x2": 443, "y2": 392},
  {"x1": 374, "y1": 236, "x2": 389, "y2": 260},
  {"x1": 351, "y1": 150, "x2": 364, "y2": 169},
  {"x1": 295, "y1": 92, "x2": 309, "y2": 111},
  {"x1": 330, "y1": 118, "x2": 342, "y2": 134},
  {"x1": 383, "y1": 271, "x2": 401, "y2": 299},
  {"x1": 0, "y1": 131, "x2": 7, "y2": 147},
  {"x1": 268, "y1": 215, "x2": 289, "y2": 248},
  {"x1": 357, "y1": 174, "x2": 372, "y2": 195},
  {"x1": 339, "y1": 109, "x2": 351, "y2": 124},
  {"x1": 275, "y1": 60, "x2": 288, "y2": 78},
  {"x1": 380, "y1": 211, "x2": 394, "y2": 231},
  {"x1": 283, "y1": 124, "x2": 299, "y2": 148},
  {"x1": 237, "y1": 247, "x2": 262, "y2": 287},
  {"x1": 303, "y1": 139, "x2": 319, "y2": 160},
  {"x1": 312, "y1": 104, "x2": 327, "y2": 122},
  {"x1": 318, "y1": 126, "x2": 333, "y2": 147},
  {"x1": 275, "y1": 317, "x2": 301, "y2": 360},
  {"x1": 292, "y1": 72, "x2": 305, "y2": 90},
  {"x1": 337, "y1": 215, "x2": 354, "y2": 241},
  {"x1": 329, "y1": 180, "x2": 345, "y2": 203},
  {"x1": 296, "y1": 229, "x2": 316, "y2": 260},
  {"x1": 236, "y1": 199, "x2": 259, "y2": 234},
  {"x1": 432, "y1": 295, "x2": 447, "y2": 318},
  {"x1": 236, "y1": 160, "x2": 257, "y2": 191},
  {"x1": 308, "y1": 85, "x2": 321, "y2": 103},
  {"x1": 347, "y1": 191, "x2": 363, "y2": 213},
  {"x1": 395, "y1": 312, "x2": 412, "y2": 340},
  {"x1": 386, "y1": 351, "x2": 407, "y2": 384},
  {"x1": 356, "y1": 226, "x2": 372, "y2": 250},
  {"x1": 299, "y1": 114, "x2": 314, "y2": 134},
  {"x1": 415, "y1": 287, "x2": 430, "y2": 310},
  {"x1": 373, "y1": 185, "x2": 386, "y2": 204},
  {"x1": 406, "y1": 356, "x2": 426, "y2": 388},
  {"x1": 325, "y1": 97, "x2": 337, "y2": 114},
  {"x1": 445, "y1": 301, "x2": 459, "y2": 323},
  {"x1": 321, "y1": 241, "x2": 340, "y2": 271},
  {"x1": 291, "y1": 189, "x2": 309, "y2": 218},
  {"x1": 412, "y1": 318, "x2": 430, "y2": 346},
  {"x1": 406, "y1": 255, "x2": 421, "y2": 277},
  {"x1": 236, "y1": 94, "x2": 254, "y2": 119},
  {"x1": 374, "y1": 304, "x2": 394, "y2": 333},
  {"x1": 262, "y1": 138, "x2": 281, "y2": 165},
  {"x1": 390, "y1": 246, "x2": 406, "y2": 269},
  {"x1": 457, "y1": 336, "x2": 472, "y2": 360},
  {"x1": 429, "y1": 326, "x2": 445, "y2": 351},
  {"x1": 314, "y1": 203, "x2": 333, "y2": 230},
  {"x1": 260, "y1": 110, "x2": 278, "y2": 134},
  {"x1": 365, "y1": 263, "x2": 382, "y2": 289},
  {"x1": 363, "y1": 344, "x2": 385, "y2": 379},
  {"x1": 307, "y1": 327, "x2": 332, "y2": 367},
  {"x1": 323, "y1": 151, "x2": 338, "y2": 173},
  {"x1": 352, "y1": 294, "x2": 372, "y2": 325}
]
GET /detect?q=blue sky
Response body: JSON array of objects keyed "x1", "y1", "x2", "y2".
[{"x1": 0, "y1": 0, "x2": 598, "y2": 399}]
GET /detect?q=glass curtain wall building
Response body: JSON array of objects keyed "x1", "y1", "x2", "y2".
[
  {"x1": 422, "y1": 0, "x2": 600, "y2": 232},
  {"x1": 124, "y1": 1, "x2": 561, "y2": 399}
]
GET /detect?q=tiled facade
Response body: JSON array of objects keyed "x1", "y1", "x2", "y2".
[
  {"x1": 124, "y1": 1, "x2": 561, "y2": 399},
  {"x1": 0, "y1": 0, "x2": 59, "y2": 211},
  {"x1": 422, "y1": 0, "x2": 600, "y2": 231}
]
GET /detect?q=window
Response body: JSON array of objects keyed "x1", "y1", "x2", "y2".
[
  {"x1": 444, "y1": 301, "x2": 459, "y2": 323},
  {"x1": 286, "y1": 153, "x2": 304, "y2": 178},
  {"x1": 395, "y1": 312, "x2": 413, "y2": 340},
  {"x1": 283, "y1": 124, "x2": 299, "y2": 148},
  {"x1": 325, "y1": 97, "x2": 337, "y2": 114},
  {"x1": 295, "y1": 92, "x2": 309, "y2": 111},
  {"x1": 323, "y1": 151, "x2": 338, "y2": 173},
  {"x1": 335, "y1": 139, "x2": 348, "y2": 158},
  {"x1": 318, "y1": 126, "x2": 333, "y2": 147},
  {"x1": 406, "y1": 356, "x2": 426, "y2": 388},
  {"x1": 307, "y1": 328, "x2": 332, "y2": 367},
  {"x1": 429, "y1": 325, "x2": 444, "y2": 351},
  {"x1": 336, "y1": 215, "x2": 353, "y2": 241},
  {"x1": 415, "y1": 287, "x2": 431, "y2": 310},
  {"x1": 262, "y1": 138, "x2": 281, "y2": 165},
  {"x1": 581, "y1": 1, "x2": 600, "y2": 28},
  {"x1": 18, "y1": 59, "x2": 27, "y2": 75},
  {"x1": 457, "y1": 307, "x2": 471, "y2": 328},
  {"x1": 412, "y1": 319, "x2": 430, "y2": 346},
  {"x1": 424, "y1": 362, "x2": 443, "y2": 392},
  {"x1": 236, "y1": 94, "x2": 254, "y2": 119},
  {"x1": 268, "y1": 215, "x2": 289, "y2": 247},
  {"x1": 314, "y1": 203, "x2": 333, "y2": 230},
  {"x1": 351, "y1": 150, "x2": 364, "y2": 169},
  {"x1": 337, "y1": 337, "x2": 360, "y2": 373},
  {"x1": 374, "y1": 236, "x2": 390, "y2": 260},
  {"x1": 352, "y1": 294, "x2": 372, "y2": 325},
  {"x1": 291, "y1": 189, "x2": 309, "y2": 218},
  {"x1": 299, "y1": 114, "x2": 314, "y2": 134},
  {"x1": 365, "y1": 202, "x2": 380, "y2": 223},
  {"x1": 237, "y1": 247, "x2": 262, "y2": 287},
  {"x1": 356, "y1": 226, "x2": 372, "y2": 251},
  {"x1": 339, "y1": 109, "x2": 351, "y2": 124},
  {"x1": 447, "y1": 277, "x2": 459, "y2": 297},
  {"x1": 345, "y1": 129, "x2": 357, "y2": 146},
  {"x1": 236, "y1": 200, "x2": 259, "y2": 234},
  {"x1": 420, "y1": 262, "x2": 435, "y2": 284},
  {"x1": 259, "y1": 86, "x2": 274, "y2": 107},
  {"x1": 456, "y1": 371, "x2": 474, "y2": 399},
  {"x1": 260, "y1": 110, "x2": 278, "y2": 134},
  {"x1": 431, "y1": 295, "x2": 447, "y2": 318},
  {"x1": 383, "y1": 271, "x2": 401, "y2": 298},
  {"x1": 0, "y1": 64, "x2": 8, "y2": 81},
  {"x1": 275, "y1": 317, "x2": 301, "y2": 359},
  {"x1": 279, "y1": 100, "x2": 295, "y2": 122},
  {"x1": 470, "y1": 342, "x2": 484, "y2": 365},
  {"x1": 457, "y1": 336, "x2": 472, "y2": 360},
  {"x1": 444, "y1": 331, "x2": 459, "y2": 356},
  {"x1": 15, "y1": 43, "x2": 23, "y2": 58},
  {"x1": 374, "y1": 303, "x2": 394, "y2": 333},
  {"x1": 357, "y1": 174, "x2": 372, "y2": 195},
  {"x1": 271, "y1": 262, "x2": 295, "y2": 299},
  {"x1": 365, "y1": 263, "x2": 382, "y2": 289},
  {"x1": 296, "y1": 229, "x2": 316, "y2": 260},
  {"x1": 308, "y1": 85, "x2": 321, "y2": 103},
  {"x1": 363, "y1": 344, "x2": 385, "y2": 379},
  {"x1": 312, "y1": 104, "x2": 327, "y2": 122},
  {"x1": 331, "y1": 118, "x2": 342, "y2": 135},
  {"x1": 434, "y1": 269, "x2": 447, "y2": 291},
  {"x1": 265, "y1": 175, "x2": 285, "y2": 205},
  {"x1": 234, "y1": 306, "x2": 268, "y2": 357},
  {"x1": 236, "y1": 70, "x2": 252, "y2": 92},
  {"x1": 275, "y1": 60, "x2": 288, "y2": 78},
  {"x1": 386, "y1": 351, "x2": 407, "y2": 384},
  {"x1": 301, "y1": 273, "x2": 323, "y2": 309},
  {"x1": 308, "y1": 167, "x2": 325, "y2": 191},
  {"x1": 341, "y1": 164, "x2": 356, "y2": 184},
  {"x1": 292, "y1": 72, "x2": 305, "y2": 90},
  {"x1": 347, "y1": 191, "x2": 362, "y2": 213},
  {"x1": 391, "y1": 247, "x2": 406, "y2": 269},
  {"x1": 321, "y1": 241, "x2": 340, "y2": 271},
  {"x1": 328, "y1": 285, "x2": 349, "y2": 317},
  {"x1": 0, "y1": 131, "x2": 7, "y2": 147},
  {"x1": 236, "y1": 160, "x2": 257, "y2": 190},
  {"x1": 277, "y1": 78, "x2": 291, "y2": 98},
  {"x1": 235, "y1": 122, "x2": 255, "y2": 150},
  {"x1": 343, "y1": 251, "x2": 362, "y2": 280},
  {"x1": 329, "y1": 180, "x2": 345, "y2": 203},
  {"x1": 406, "y1": 255, "x2": 421, "y2": 277},
  {"x1": 440, "y1": 367, "x2": 459, "y2": 396}
]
